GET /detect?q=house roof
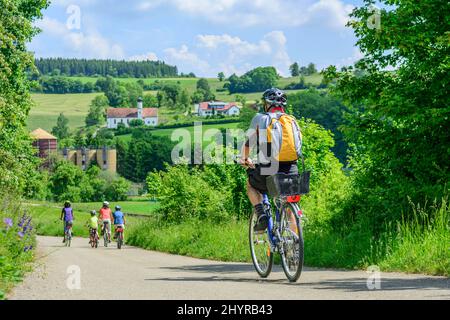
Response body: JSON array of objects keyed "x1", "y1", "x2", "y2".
[
  {"x1": 30, "y1": 128, "x2": 57, "y2": 140},
  {"x1": 198, "y1": 101, "x2": 239, "y2": 111},
  {"x1": 107, "y1": 107, "x2": 158, "y2": 118}
]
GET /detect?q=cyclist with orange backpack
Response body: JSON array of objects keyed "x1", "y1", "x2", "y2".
[{"x1": 240, "y1": 88, "x2": 303, "y2": 232}]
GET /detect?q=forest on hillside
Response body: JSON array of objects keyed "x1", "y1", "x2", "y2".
[{"x1": 34, "y1": 57, "x2": 179, "y2": 78}]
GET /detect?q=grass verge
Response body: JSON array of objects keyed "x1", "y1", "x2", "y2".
[
  {"x1": 127, "y1": 202, "x2": 449, "y2": 276},
  {"x1": 0, "y1": 198, "x2": 35, "y2": 300}
]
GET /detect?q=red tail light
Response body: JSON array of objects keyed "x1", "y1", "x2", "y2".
[{"x1": 287, "y1": 195, "x2": 301, "y2": 203}]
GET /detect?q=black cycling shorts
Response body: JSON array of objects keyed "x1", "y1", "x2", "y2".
[{"x1": 248, "y1": 162, "x2": 298, "y2": 194}]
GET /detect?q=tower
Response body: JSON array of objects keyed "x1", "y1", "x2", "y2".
[{"x1": 137, "y1": 97, "x2": 143, "y2": 120}]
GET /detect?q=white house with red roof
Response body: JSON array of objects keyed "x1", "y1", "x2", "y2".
[
  {"x1": 194, "y1": 101, "x2": 241, "y2": 117},
  {"x1": 107, "y1": 97, "x2": 158, "y2": 129}
]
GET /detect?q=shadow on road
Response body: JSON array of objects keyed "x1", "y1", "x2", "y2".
[{"x1": 145, "y1": 263, "x2": 450, "y2": 292}]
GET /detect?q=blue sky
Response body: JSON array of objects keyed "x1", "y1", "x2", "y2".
[{"x1": 29, "y1": 0, "x2": 367, "y2": 77}]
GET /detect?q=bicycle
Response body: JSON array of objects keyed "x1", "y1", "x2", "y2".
[
  {"x1": 115, "y1": 226, "x2": 124, "y2": 250},
  {"x1": 248, "y1": 159, "x2": 310, "y2": 282},
  {"x1": 89, "y1": 228, "x2": 99, "y2": 248},
  {"x1": 101, "y1": 221, "x2": 110, "y2": 247},
  {"x1": 64, "y1": 221, "x2": 73, "y2": 247}
]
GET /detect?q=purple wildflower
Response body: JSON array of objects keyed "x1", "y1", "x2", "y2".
[
  {"x1": 24, "y1": 246, "x2": 33, "y2": 252},
  {"x1": 3, "y1": 218, "x2": 13, "y2": 229},
  {"x1": 18, "y1": 231, "x2": 24, "y2": 238}
]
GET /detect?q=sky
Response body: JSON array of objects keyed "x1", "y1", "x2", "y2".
[{"x1": 29, "y1": 0, "x2": 368, "y2": 77}]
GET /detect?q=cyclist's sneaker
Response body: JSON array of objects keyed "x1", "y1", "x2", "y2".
[
  {"x1": 253, "y1": 213, "x2": 268, "y2": 233},
  {"x1": 253, "y1": 204, "x2": 268, "y2": 233}
]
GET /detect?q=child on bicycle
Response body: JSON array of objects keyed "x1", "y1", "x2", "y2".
[
  {"x1": 87, "y1": 210, "x2": 99, "y2": 244},
  {"x1": 99, "y1": 201, "x2": 113, "y2": 243},
  {"x1": 112, "y1": 205, "x2": 126, "y2": 240},
  {"x1": 60, "y1": 200, "x2": 75, "y2": 243}
]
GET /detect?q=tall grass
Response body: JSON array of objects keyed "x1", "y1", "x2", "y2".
[
  {"x1": 304, "y1": 199, "x2": 449, "y2": 276},
  {"x1": 0, "y1": 197, "x2": 35, "y2": 299},
  {"x1": 127, "y1": 217, "x2": 250, "y2": 262},
  {"x1": 376, "y1": 199, "x2": 449, "y2": 275},
  {"x1": 25, "y1": 203, "x2": 142, "y2": 239},
  {"x1": 127, "y1": 200, "x2": 449, "y2": 276}
]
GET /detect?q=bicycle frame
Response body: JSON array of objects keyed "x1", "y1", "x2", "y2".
[
  {"x1": 262, "y1": 193, "x2": 278, "y2": 247},
  {"x1": 263, "y1": 193, "x2": 302, "y2": 248}
]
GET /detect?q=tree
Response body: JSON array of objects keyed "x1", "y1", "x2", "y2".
[
  {"x1": 196, "y1": 78, "x2": 210, "y2": 92},
  {"x1": 85, "y1": 95, "x2": 108, "y2": 126},
  {"x1": 288, "y1": 89, "x2": 349, "y2": 163},
  {"x1": 235, "y1": 94, "x2": 247, "y2": 108},
  {"x1": 124, "y1": 82, "x2": 143, "y2": 107},
  {"x1": 129, "y1": 119, "x2": 144, "y2": 127},
  {"x1": 228, "y1": 67, "x2": 279, "y2": 93},
  {"x1": 306, "y1": 63, "x2": 317, "y2": 75},
  {"x1": 218, "y1": 72, "x2": 225, "y2": 82},
  {"x1": 104, "y1": 82, "x2": 128, "y2": 107},
  {"x1": 143, "y1": 93, "x2": 158, "y2": 107},
  {"x1": 289, "y1": 62, "x2": 300, "y2": 77},
  {"x1": 117, "y1": 131, "x2": 175, "y2": 182},
  {"x1": 324, "y1": 0, "x2": 449, "y2": 228},
  {"x1": 52, "y1": 113, "x2": 70, "y2": 139},
  {"x1": 161, "y1": 83, "x2": 181, "y2": 108},
  {"x1": 178, "y1": 89, "x2": 191, "y2": 113},
  {"x1": 156, "y1": 91, "x2": 167, "y2": 108}
]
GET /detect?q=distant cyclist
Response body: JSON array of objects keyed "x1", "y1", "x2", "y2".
[
  {"x1": 240, "y1": 88, "x2": 303, "y2": 232},
  {"x1": 99, "y1": 201, "x2": 113, "y2": 243},
  {"x1": 113, "y1": 205, "x2": 126, "y2": 240},
  {"x1": 87, "y1": 210, "x2": 99, "y2": 245},
  {"x1": 60, "y1": 200, "x2": 75, "y2": 243}
]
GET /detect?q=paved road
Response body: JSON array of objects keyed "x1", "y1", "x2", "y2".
[{"x1": 9, "y1": 236, "x2": 449, "y2": 300}]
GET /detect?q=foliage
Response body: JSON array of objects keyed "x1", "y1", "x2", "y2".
[
  {"x1": 287, "y1": 89, "x2": 349, "y2": 163},
  {"x1": 51, "y1": 113, "x2": 70, "y2": 139},
  {"x1": 117, "y1": 130, "x2": 175, "y2": 182},
  {"x1": 143, "y1": 93, "x2": 158, "y2": 107},
  {"x1": 289, "y1": 62, "x2": 300, "y2": 77},
  {"x1": 34, "y1": 76, "x2": 98, "y2": 94},
  {"x1": 85, "y1": 95, "x2": 108, "y2": 127},
  {"x1": 324, "y1": 0, "x2": 450, "y2": 231},
  {"x1": 227, "y1": 67, "x2": 280, "y2": 93},
  {"x1": 0, "y1": 0, "x2": 49, "y2": 194},
  {"x1": 34, "y1": 57, "x2": 178, "y2": 78},
  {"x1": 129, "y1": 119, "x2": 145, "y2": 127},
  {"x1": 0, "y1": 197, "x2": 35, "y2": 299},
  {"x1": 48, "y1": 160, "x2": 130, "y2": 202}
]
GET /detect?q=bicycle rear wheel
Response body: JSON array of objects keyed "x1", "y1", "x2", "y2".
[
  {"x1": 103, "y1": 230, "x2": 108, "y2": 247},
  {"x1": 249, "y1": 210, "x2": 273, "y2": 278},
  {"x1": 117, "y1": 233, "x2": 122, "y2": 249},
  {"x1": 279, "y1": 202, "x2": 304, "y2": 282},
  {"x1": 66, "y1": 230, "x2": 72, "y2": 247}
]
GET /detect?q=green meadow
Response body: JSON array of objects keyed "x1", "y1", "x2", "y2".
[{"x1": 27, "y1": 75, "x2": 322, "y2": 132}]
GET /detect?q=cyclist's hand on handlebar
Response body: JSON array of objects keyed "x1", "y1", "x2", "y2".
[{"x1": 240, "y1": 157, "x2": 255, "y2": 169}]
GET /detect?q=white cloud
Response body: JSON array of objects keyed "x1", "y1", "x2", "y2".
[
  {"x1": 337, "y1": 48, "x2": 364, "y2": 68},
  {"x1": 128, "y1": 52, "x2": 158, "y2": 61},
  {"x1": 163, "y1": 45, "x2": 210, "y2": 75},
  {"x1": 307, "y1": 0, "x2": 354, "y2": 29},
  {"x1": 196, "y1": 31, "x2": 292, "y2": 76},
  {"x1": 138, "y1": 0, "x2": 354, "y2": 29},
  {"x1": 35, "y1": 17, "x2": 125, "y2": 59}
]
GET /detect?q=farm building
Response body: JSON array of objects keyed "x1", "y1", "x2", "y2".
[
  {"x1": 194, "y1": 101, "x2": 241, "y2": 117},
  {"x1": 61, "y1": 146, "x2": 117, "y2": 173},
  {"x1": 107, "y1": 97, "x2": 158, "y2": 129},
  {"x1": 31, "y1": 128, "x2": 58, "y2": 158}
]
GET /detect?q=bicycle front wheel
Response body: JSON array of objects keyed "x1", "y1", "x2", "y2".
[
  {"x1": 279, "y1": 202, "x2": 304, "y2": 282},
  {"x1": 249, "y1": 210, "x2": 273, "y2": 278}
]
